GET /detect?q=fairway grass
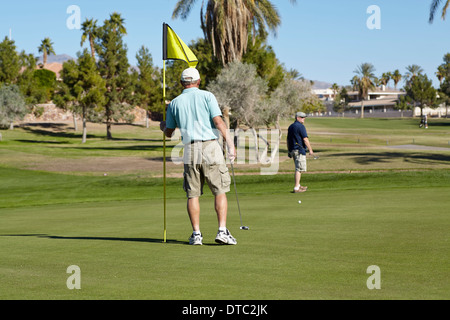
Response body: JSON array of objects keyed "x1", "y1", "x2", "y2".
[
  {"x1": 1, "y1": 118, "x2": 449, "y2": 300},
  {"x1": 1, "y1": 168, "x2": 449, "y2": 299}
]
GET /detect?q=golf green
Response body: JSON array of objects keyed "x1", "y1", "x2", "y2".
[{"x1": 1, "y1": 168, "x2": 448, "y2": 299}]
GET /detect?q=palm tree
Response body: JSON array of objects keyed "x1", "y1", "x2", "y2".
[
  {"x1": 331, "y1": 83, "x2": 339, "y2": 99},
  {"x1": 380, "y1": 72, "x2": 391, "y2": 88},
  {"x1": 172, "y1": 0, "x2": 296, "y2": 66},
  {"x1": 391, "y1": 69, "x2": 402, "y2": 90},
  {"x1": 405, "y1": 64, "x2": 424, "y2": 86},
  {"x1": 81, "y1": 18, "x2": 99, "y2": 59},
  {"x1": 109, "y1": 12, "x2": 127, "y2": 35},
  {"x1": 38, "y1": 37, "x2": 55, "y2": 65},
  {"x1": 353, "y1": 62, "x2": 376, "y2": 118},
  {"x1": 436, "y1": 65, "x2": 445, "y2": 85},
  {"x1": 429, "y1": 0, "x2": 450, "y2": 22},
  {"x1": 287, "y1": 68, "x2": 304, "y2": 80},
  {"x1": 350, "y1": 75, "x2": 359, "y2": 91}
]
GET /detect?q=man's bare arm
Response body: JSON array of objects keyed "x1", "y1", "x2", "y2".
[{"x1": 213, "y1": 116, "x2": 236, "y2": 161}]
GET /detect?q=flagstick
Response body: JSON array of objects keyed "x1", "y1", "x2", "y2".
[{"x1": 163, "y1": 60, "x2": 167, "y2": 243}]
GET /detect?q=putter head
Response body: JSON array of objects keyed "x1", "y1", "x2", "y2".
[{"x1": 240, "y1": 226, "x2": 249, "y2": 230}]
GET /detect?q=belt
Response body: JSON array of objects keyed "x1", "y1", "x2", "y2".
[{"x1": 190, "y1": 139, "x2": 217, "y2": 144}]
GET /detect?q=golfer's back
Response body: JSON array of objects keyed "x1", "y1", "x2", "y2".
[{"x1": 167, "y1": 87, "x2": 222, "y2": 144}]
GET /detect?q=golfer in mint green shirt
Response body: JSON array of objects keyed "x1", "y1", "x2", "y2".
[{"x1": 160, "y1": 67, "x2": 237, "y2": 245}]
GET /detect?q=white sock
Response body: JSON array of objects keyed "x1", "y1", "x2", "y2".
[
  {"x1": 294, "y1": 185, "x2": 300, "y2": 190},
  {"x1": 218, "y1": 227, "x2": 227, "y2": 232},
  {"x1": 193, "y1": 230, "x2": 201, "y2": 236}
]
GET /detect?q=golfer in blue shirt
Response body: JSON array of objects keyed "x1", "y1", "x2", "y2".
[
  {"x1": 287, "y1": 112, "x2": 315, "y2": 193},
  {"x1": 160, "y1": 68, "x2": 237, "y2": 245}
]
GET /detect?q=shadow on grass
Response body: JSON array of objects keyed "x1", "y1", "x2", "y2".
[
  {"x1": 18, "y1": 123, "x2": 165, "y2": 145},
  {"x1": 328, "y1": 151, "x2": 450, "y2": 165},
  {"x1": 0, "y1": 233, "x2": 189, "y2": 245}
]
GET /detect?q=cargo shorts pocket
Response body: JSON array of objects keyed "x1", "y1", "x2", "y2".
[{"x1": 219, "y1": 165, "x2": 231, "y2": 189}]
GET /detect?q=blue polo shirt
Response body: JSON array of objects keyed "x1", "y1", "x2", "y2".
[
  {"x1": 287, "y1": 120, "x2": 308, "y2": 155},
  {"x1": 166, "y1": 87, "x2": 222, "y2": 144}
]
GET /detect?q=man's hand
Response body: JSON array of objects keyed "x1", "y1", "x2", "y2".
[
  {"x1": 159, "y1": 121, "x2": 166, "y2": 132},
  {"x1": 160, "y1": 121, "x2": 175, "y2": 138},
  {"x1": 227, "y1": 145, "x2": 236, "y2": 163}
]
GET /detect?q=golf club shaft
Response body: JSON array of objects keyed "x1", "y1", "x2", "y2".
[{"x1": 230, "y1": 161, "x2": 243, "y2": 227}]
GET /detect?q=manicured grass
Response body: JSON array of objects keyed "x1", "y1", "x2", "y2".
[
  {"x1": 0, "y1": 168, "x2": 449, "y2": 299},
  {"x1": 0, "y1": 118, "x2": 449, "y2": 300}
]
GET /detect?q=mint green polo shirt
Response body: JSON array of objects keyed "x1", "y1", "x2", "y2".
[{"x1": 166, "y1": 87, "x2": 222, "y2": 144}]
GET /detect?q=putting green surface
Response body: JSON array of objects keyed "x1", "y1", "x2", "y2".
[
  {"x1": 1, "y1": 118, "x2": 449, "y2": 300},
  {"x1": 1, "y1": 168, "x2": 448, "y2": 299}
]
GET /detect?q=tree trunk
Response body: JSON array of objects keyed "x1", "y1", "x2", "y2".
[
  {"x1": 82, "y1": 106, "x2": 87, "y2": 144},
  {"x1": 107, "y1": 121, "x2": 112, "y2": 140},
  {"x1": 106, "y1": 106, "x2": 112, "y2": 139},
  {"x1": 73, "y1": 112, "x2": 78, "y2": 131},
  {"x1": 360, "y1": 99, "x2": 365, "y2": 119},
  {"x1": 89, "y1": 36, "x2": 96, "y2": 59}
]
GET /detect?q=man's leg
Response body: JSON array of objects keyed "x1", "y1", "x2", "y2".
[
  {"x1": 187, "y1": 197, "x2": 201, "y2": 232},
  {"x1": 294, "y1": 171, "x2": 301, "y2": 190},
  {"x1": 215, "y1": 193, "x2": 228, "y2": 229}
]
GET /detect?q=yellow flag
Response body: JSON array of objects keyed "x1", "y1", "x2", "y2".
[{"x1": 163, "y1": 23, "x2": 198, "y2": 68}]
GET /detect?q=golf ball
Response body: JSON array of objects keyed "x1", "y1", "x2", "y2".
[{"x1": 298, "y1": 200, "x2": 302, "y2": 204}]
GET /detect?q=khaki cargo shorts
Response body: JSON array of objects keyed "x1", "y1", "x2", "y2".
[
  {"x1": 183, "y1": 140, "x2": 231, "y2": 198},
  {"x1": 290, "y1": 150, "x2": 307, "y2": 172}
]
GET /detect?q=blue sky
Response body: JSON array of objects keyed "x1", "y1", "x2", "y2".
[{"x1": 1, "y1": 0, "x2": 450, "y2": 87}]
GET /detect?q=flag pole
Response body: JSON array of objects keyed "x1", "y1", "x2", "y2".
[{"x1": 163, "y1": 59, "x2": 167, "y2": 243}]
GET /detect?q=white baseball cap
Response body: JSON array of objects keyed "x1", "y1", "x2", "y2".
[{"x1": 181, "y1": 67, "x2": 200, "y2": 82}]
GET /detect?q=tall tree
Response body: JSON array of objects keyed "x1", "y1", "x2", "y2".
[
  {"x1": 405, "y1": 73, "x2": 437, "y2": 117},
  {"x1": 134, "y1": 45, "x2": 162, "y2": 126},
  {"x1": 330, "y1": 83, "x2": 339, "y2": 99},
  {"x1": 435, "y1": 53, "x2": 450, "y2": 117},
  {"x1": 80, "y1": 18, "x2": 99, "y2": 59},
  {"x1": 16, "y1": 51, "x2": 47, "y2": 105},
  {"x1": 380, "y1": 72, "x2": 392, "y2": 88},
  {"x1": 242, "y1": 35, "x2": 285, "y2": 92},
  {"x1": 190, "y1": 37, "x2": 222, "y2": 89},
  {"x1": 208, "y1": 61, "x2": 268, "y2": 162},
  {"x1": 172, "y1": 0, "x2": 296, "y2": 66},
  {"x1": 55, "y1": 50, "x2": 106, "y2": 143},
  {"x1": 96, "y1": 17, "x2": 133, "y2": 139},
  {"x1": 0, "y1": 85, "x2": 28, "y2": 129},
  {"x1": 429, "y1": 0, "x2": 450, "y2": 22},
  {"x1": 391, "y1": 69, "x2": 402, "y2": 89},
  {"x1": 109, "y1": 12, "x2": 127, "y2": 35},
  {"x1": 0, "y1": 37, "x2": 21, "y2": 85},
  {"x1": 405, "y1": 64, "x2": 424, "y2": 86},
  {"x1": 38, "y1": 37, "x2": 55, "y2": 65},
  {"x1": 353, "y1": 62, "x2": 376, "y2": 118},
  {"x1": 207, "y1": 60, "x2": 267, "y2": 130},
  {"x1": 436, "y1": 65, "x2": 445, "y2": 85}
]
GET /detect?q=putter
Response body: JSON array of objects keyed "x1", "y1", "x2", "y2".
[{"x1": 230, "y1": 161, "x2": 249, "y2": 230}]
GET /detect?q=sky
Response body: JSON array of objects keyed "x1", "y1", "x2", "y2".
[{"x1": 1, "y1": 0, "x2": 450, "y2": 88}]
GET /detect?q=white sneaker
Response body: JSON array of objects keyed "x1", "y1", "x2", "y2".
[
  {"x1": 215, "y1": 229, "x2": 237, "y2": 245},
  {"x1": 189, "y1": 233, "x2": 203, "y2": 245}
]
